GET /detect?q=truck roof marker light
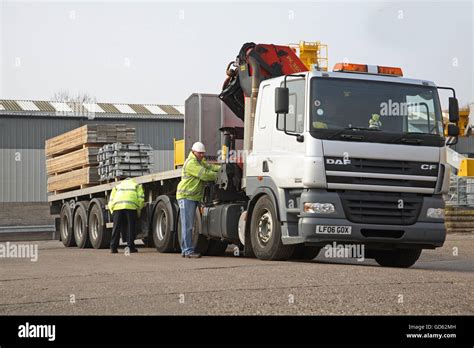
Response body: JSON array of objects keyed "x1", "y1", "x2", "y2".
[
  {"x1": 377, "y1": 66, "x2": 403, "y2": 76},
  {"x1": 333, "y1": 63, "x2": 403, "y2": 76},
  {"x1": 333, "y1": 63, "x2": 368, "y2": 73},
  {"x1": 257, "y1": 176, "x2": 263, "y2": 181}
]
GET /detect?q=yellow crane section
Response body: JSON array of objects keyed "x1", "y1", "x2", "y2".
[
  {"x1": 446, "y1": 107, "x2": 474, "y2": 177},
  {"x1": 289, "y1": 40, "x2": 328, "y2": 71}
]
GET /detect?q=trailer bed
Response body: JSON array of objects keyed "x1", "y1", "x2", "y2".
[{"x1": 48, "y1": 169, "x2": 182, "y2": 203}]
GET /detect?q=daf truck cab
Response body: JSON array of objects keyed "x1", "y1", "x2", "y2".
[{"x1": 239, "y1": 63, "x2": 459, "y2": 267}]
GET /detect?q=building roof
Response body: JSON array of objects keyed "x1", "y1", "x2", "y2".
[{"x1": 0, "y1": 99, "x2": 184, "y2": 120}]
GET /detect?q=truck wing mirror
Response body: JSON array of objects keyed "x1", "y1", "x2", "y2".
[
  {"x1": 449, "y1": 97, "x2": 459, "y2": 123},
  {"x1": 447, "y1": 123, "x2": 460, "y2": 136},
  {"x1": 275, "y1": 87, "x2": 289, "y2": 114}
]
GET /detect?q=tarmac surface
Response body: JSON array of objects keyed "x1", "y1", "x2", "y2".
[{"x1": 0, "y1": 234, "x2": 473, "y2": 315}]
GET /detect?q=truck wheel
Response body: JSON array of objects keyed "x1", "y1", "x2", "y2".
[
  {"x1": 250, "y1": 195, "x2": 295, "y2": 261},
  {"x1": 205, "y1": 240, "x2": 229, "y2": 256},
  {"x1": 74, "y1": 201, "x2": 91, "y2": 248},
  {"x1": 60, "y1": 203, "x2": 75, "y2": 247},
  {"x1": 177, "y1": 207, "x2": 209, "y2": 255},
  {"x1": 152, "y1": 201, "x2": 176, "y2": 253},
  {"x1": 88, "y1": 199, "x2": 111, "y2": 249},
  {"x1": 291, "y1": 245, "x2": 321, "y2": 260},
  {"x1": 374, "y1": 249, "x2": 422, "y2": 268}
]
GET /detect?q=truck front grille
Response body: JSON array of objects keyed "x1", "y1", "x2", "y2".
[
  {"x1": 324, "y1": 157, "x2": 439, "y2": 192},
  {"x1": 339, "y1": 191, "x2": 423, "y2": 225}
]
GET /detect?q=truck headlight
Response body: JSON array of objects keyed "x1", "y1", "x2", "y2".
[
  {"x1": 303, "y1": 203, "x2": 335, "y2": 214},
  {"x1": 426, "y1": 208, "x2": 445, "y2": 219}
]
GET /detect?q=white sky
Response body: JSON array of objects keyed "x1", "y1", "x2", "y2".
[{"x1": 0, "y1": 0, "x2": 473, "y2": 107}]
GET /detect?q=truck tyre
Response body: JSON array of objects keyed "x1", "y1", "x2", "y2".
[
  {"x1": 291, "y1": 245, "x2": 321, "y2": 260},
  {"x1": 374, "y1": 248, "x2": 422, "y2": 268},
  {"x1": 74, "y1": 201, "x2": 91, "y2": 248},
  {"x1": 250, "y1": 195, "x2": 295, "y2": 261},
  {"x1": 177, "y1": 207, "x2": 209, "y2": 255},
  {"x1": 60, "y1": 203, "x2": 75, "y2": 247},
  {"x1": 205, "y1": 239, "x2": 229, "y2": 256},
  {"x1": 152, "y1": 201, "x2": 176, "y2": 253},
  {"x1": 88, "y1": 199, "x2": 111, "y2": 249}
]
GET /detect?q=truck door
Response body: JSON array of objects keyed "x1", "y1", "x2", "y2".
[{"x1": 270, "y1": 78, "x2": 306, "y2": 187}]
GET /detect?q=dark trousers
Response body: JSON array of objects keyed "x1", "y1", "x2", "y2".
[{"x1": 110, "y1": 209, "x2": 137, "y2": 250}]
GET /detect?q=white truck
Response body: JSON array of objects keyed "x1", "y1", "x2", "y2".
[{"x1": 50, "y1": 42, "x2": 461, "y2": 267}]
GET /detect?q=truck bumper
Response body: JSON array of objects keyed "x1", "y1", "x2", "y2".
[
  {"x1": 296, "y1": 218, "x2": 445, "y2": 249},
  {"x1": 281, "y1": 189, "x2": 446, "y2": 249}
]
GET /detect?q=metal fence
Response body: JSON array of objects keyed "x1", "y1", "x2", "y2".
[{"x1": 444, "y1": 174, "x2": 474, "y2": 207}]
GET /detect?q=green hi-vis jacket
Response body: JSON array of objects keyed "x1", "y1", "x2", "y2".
[
  {"x1": 176, "y1": 152, "x2": 221, "y2": 202},
  {"x1": 108, "y1": 178, "x2": 145, "y2": 214}
]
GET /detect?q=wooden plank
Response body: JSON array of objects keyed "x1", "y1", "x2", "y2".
[
  {"x1": 53, "y1": 184, "x2": 96, "y2": 195},
  {"x1": 47, "y1": 167, "x2": 99, "y2": 192},
  {"x1": 445, "y1": 222, "x2": 474, "y2": 228},
  {"x1": 46, "y1": 147, "x2": 99, "y2": 175},
  {"x1": 45, "y1": 124, "x2": 136, "y2": 157},
  {"x1": 446, "y1": 228, "x2": 474, "y2": 233}
]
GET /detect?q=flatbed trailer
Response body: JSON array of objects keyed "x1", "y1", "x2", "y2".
[{"x1": 49, "y1": 169, "x2": 185, "y2": 252}]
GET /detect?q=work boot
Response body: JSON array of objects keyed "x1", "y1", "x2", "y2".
[
  {"x1": 185, "y1": 252, "x2": 202, "y2": 258},
  {"x1": 110, "y1": 248, "x2": 118, "y2": 254},
  {"x1": 128, "y1": 248, "x2": 138, "y2": 253}
]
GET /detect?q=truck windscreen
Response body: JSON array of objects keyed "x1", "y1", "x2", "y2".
[{"x1": 310, "y1": 77, "x2": 443, "y2": 137}]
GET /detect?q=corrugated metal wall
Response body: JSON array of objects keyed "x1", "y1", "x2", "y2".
[{"x1": 0, "y1": 116, "x2": 183, "y2": 202}]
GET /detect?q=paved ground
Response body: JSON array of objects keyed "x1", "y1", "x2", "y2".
[{"x1": 0, "y1": 234, "x2": 473, "y2": 315}]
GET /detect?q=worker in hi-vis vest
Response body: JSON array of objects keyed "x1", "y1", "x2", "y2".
[
  {"x1": 176, "y1": 142, "x2": 220, "y2": 258},
  {"x1": 108, "y1": 178, "x2": 145, "y2": 253}
]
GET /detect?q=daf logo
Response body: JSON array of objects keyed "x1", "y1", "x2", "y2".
[
  {"x1": 326, "y1": 158, "x2": 351, "y2": 165},
  {"x1": 421, "y1": 164, "x2": 437, "y2": 170}
]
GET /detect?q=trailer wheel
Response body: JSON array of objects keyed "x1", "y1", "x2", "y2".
[
  {"x1": 291, "y1": 245, "x2": 321, "y2": 260},
  {"x1": 177, "y1": 207, "x2": 209, "y2": 255},
  {"x1": 88, "y1": 199, "x2": 111, "y2": 249},
  {"x1": 250, "y1": 195, "x2": 295, "y2": 261},
  {"x1": 152, "y1": 201, "x2": 176, "y2": 253},
  {"x1": 205, "y1": 240, "x2": 229, "y2": 256},
  {"x1": 374, "y1": 248, "x2": 422, "y2": 268},
  {"x1": 74, "y1": 201, "x2": 91, "y2": 248},
  {"x1": 60, "y1": 203, "x2": 75, "y2": 247}
]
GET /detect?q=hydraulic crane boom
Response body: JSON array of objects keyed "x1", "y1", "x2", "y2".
[{"x1": 219, "y1": 42, "x2": 309, "y2": 121}]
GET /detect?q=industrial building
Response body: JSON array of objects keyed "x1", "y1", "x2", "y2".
[{"x1": 0, "y1": 100, "x2": 184, "y2": 204}]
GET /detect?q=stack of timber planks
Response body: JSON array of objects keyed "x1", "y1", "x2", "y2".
[
  {"x1": 444, "y1": 206, "x2": 474, "y2": 233},
  {"x1": 46, "y1": 125, "x2": 136, "y2": 193},
  {"x1": 98, "y1": 143, "x2": 153, "y2": 182}
]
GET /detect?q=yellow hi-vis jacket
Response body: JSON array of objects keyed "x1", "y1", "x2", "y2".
[
  {"x1": 108, "y1": 178, "x2": 145, "y2": 214},
  {"x1": 176, "y1": 152, "x2": 220, "y2": 202}
]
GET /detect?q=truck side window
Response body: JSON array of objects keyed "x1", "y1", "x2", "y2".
[{"x1": 277, "y1": 79, "x2": 305, "y2": 133}]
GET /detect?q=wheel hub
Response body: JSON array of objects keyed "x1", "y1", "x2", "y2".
[
  {"x1": 61, "y1": 215, "x2": 69, "y2": 240},
  {"x1": 90, "y1": 214, "x2": 99, "y2": 240},
  {"x1": 257, "y1": 210, "x2": 273, "y2": 246},
  {"x1": 155, "y1": 211, "x2": 167, "y2": 241}
]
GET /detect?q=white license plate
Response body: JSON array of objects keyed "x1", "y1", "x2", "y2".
[{"x1": 316, "y1": 225, "x2": 352, "y2": 235}]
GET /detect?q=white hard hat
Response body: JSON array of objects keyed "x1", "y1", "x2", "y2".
[{"x1": 191, "y1": 142, "x2": 206, "y2": 153}]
